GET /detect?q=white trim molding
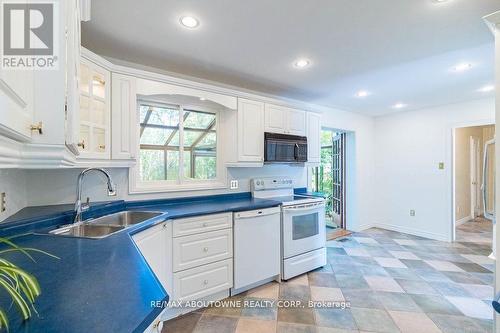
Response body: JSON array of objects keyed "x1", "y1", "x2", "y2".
[
  {"x1": 455, "y1": 215, "x2": 473, "y2": 226},
  {"x1": 375, "y1": 222, "x2": 450, "y2": 242}
]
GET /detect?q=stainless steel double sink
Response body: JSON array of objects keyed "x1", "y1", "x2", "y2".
[{"x1": 50, "y1": 211, "x2": 164, "y2": 239}]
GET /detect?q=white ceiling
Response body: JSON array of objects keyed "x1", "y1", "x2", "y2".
[{"x1": 81, "y1": 0, "x2": 500, "y2": 116}]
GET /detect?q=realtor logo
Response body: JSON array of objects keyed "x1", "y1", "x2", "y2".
[{"x1": 1, "y1": 1, "x2": 59, "y2": 69}]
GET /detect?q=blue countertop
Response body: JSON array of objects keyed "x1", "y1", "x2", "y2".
[{"x1": 0, "y1": 193, "x2": 281, "y2": 333}]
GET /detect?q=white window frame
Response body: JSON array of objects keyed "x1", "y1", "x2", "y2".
[{"x1": 129, "y1": 99, "x2": 227, "y2": 193}]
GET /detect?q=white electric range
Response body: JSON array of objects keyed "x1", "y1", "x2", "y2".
[{"x1": 251, "y1": 177, "x2": 327, "y2": 280}]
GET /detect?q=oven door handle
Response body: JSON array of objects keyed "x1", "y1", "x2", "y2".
[{"x1": 283, "y1": 202, "x2": 325, "y2": 212}]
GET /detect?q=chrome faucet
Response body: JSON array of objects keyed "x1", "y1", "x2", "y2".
[{"x1": 74, "y1": 168, "x2": 117, "y2": 223}]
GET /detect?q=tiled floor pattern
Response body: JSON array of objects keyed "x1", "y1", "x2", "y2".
[
  {"x1": 163, "y1": 225, "x2": 494, "y2": 333},
  {"x1": 456, "y1": 217, "x2": 493, "y2": 244}
]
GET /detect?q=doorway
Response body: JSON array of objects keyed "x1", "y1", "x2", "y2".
[
  {"x1": 310, "y1": 129, "x2": 348, "y2": 240},
  {"x1": 453, "y1": 124, "x2": 495, "y2": 251}
]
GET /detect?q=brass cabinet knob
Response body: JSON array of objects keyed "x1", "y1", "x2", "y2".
[
  {"x1": 98, "y1": 144, "x2": 106, "y2": 150},
  {"x1": 30, "y1": 122, "x2": 43, "y2": 134},
  {"x1": 77, "y1": 140, "x2": 85, "y2": 149}
]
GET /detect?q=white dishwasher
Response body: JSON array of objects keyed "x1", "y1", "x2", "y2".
[{"x1": 232, "y1": 206, "x2": 281, "y2": 294}]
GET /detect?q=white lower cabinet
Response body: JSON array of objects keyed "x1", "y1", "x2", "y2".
[
  {"x1": 172, "y1": 213, "x2": 233, "y2": 301},
  {"x1": 173, "y1": 229, "x2": 233, "y2": 272},
  {"x1": 173, "y1": 259, "x2": 233, "y2": 301},
  {"x1": 132, "y1": 221, "x2": 173, "y2": 294}
]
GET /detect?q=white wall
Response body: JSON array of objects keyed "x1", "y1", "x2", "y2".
[
  {"x1": 320, "y1": 107, "x2": 376, "y2": 232},
  {"x1": 0, "y1": 169, "x2": 27, "y2": 221},
  {"x1": 373, "y1": 98, "x2": 495, "y2": 241}
]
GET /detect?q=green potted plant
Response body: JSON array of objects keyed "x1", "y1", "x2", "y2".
[{"x1": 0, "y1": 237, "x2": 57, "y2": 331}]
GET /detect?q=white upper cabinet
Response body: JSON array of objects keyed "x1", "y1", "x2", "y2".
[
  {"x1": 287, "y1": 108, "x2": 307, "y2": 136},
  {"x1": 307, "y1": 112, "x2": 321, "y2": 164},
  {"x1": 111, "y1": 73, "x2": 137, "y2": 160},
  {"x1": 237, "y1": 98, "x2": 264, "y2": 162},
  {"x1": 264, "y1": 104, "x2": 286, "y2": 134},
  {"x1": 0, "y1": 69, "x2": 35, "y2": 141},
  {"x1": 77, "y1": 57, "x2": 111, "y2": 159},
  {"x1": 264, "y1": 103, "x2": 306, "y2": 136}
]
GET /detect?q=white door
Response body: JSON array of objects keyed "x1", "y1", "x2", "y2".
[
  {"x1": 470, "y1": 136, "x2": 481, "y2": 218},
  {"x1": 237, "y1": 98, "x2": 264, "y2": 162}
]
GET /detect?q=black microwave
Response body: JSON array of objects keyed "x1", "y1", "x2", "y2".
[{"x1": 264, "y1": 132, "x2": 308, "y2": 163}]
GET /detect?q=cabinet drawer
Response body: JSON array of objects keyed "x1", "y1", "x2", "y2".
[
  {"x1": 173, "y1": 259, "x2": 233, "y2": 301},
  {"x1": 173, "y1": 213, "x2": 232, "y2": 237},
  {"x1": 173, "y1": 229, "x2": 233, "y2": 272}
]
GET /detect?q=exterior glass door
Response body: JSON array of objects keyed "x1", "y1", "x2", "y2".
[{"x1": 311, "y1": 130, "x2": 346, "y2": 230}]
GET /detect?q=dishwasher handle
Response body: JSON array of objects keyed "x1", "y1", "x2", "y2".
[{"x1": 235, "y1": 207, "x2": 281, "y2": 219}]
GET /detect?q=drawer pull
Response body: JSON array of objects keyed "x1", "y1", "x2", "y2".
[
  {"x1": 203, "y1": 280, "x2": 209, "y2": 285},
  {"x1": 203, "y1": 247, "x2": 209, "y2": 253}
]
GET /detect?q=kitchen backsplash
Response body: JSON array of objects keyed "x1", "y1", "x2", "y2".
[{"x1": 0, "y1": 165, "x2": 307, "y2": 222}]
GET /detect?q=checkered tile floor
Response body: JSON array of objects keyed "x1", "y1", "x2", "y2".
[{"x1": 163, "y1": 223, "x2": 494, "y2": 333}]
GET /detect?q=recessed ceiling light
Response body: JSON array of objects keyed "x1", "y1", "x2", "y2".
[
  {"x1": 478, "y1": 85, "x2": 495, "y2": 93},
  {"x1": 452, "y1": 63, "x2": 473, "y2": 72},
  {"x1": 294, "y1": 59, "x2": 310, "y2": 68},
  {"x1": 199, "y1": 97, "x2": 206, "y2": 101},
  {"x1": 355, "y1": 90, "x2": 370, "y2": 98},
  {"x1": 434, "y1": 0, "x2": 449, "y2": 3},
  {"x1": 393, "y1": 103, "x2": 407, "y2": 109},
  {"x1": 180, "y1": 16, "x2": 199, "y2": 29}
]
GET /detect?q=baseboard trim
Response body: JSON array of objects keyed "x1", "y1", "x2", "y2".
[
  {"x1": 374, "y1": 222, "x2": 450, "y2": 242},
  {"x1": 351, "y1": 223, "x2": 377, "y2": 232},
  {"x1": 347, "y1": 222, "x2": 450, "y2": 242},
  {"x1": 455, "y1": 215, "x2": 473, "y2": 226}
]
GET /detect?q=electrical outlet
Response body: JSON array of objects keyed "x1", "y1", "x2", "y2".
[
  {"x1": 230, "y1": 180, "x2": 239, "y2": 190},
  {"x1": 410, "y1": 209, "x2": 415, "y2": 217},
  {"x1": 0, "y1": 192, "x2": 5, "y2": 213}
]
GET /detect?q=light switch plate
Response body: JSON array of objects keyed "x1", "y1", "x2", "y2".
[{"x1": 230, "y1": 180, "x2": 239, "y2": 190}]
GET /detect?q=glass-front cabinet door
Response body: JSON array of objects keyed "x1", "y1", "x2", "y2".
[{"x1": 77, "y1": 57, "x2": 111, "y2": 159}]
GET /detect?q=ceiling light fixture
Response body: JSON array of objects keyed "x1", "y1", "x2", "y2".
[
  {"x1": 452, "y1": 63, "x2": 472, "y2": 72},
  {"x1": 199, "y1": 97, "x2": 206, "y2": 101},
  {"x1": 393, "y1": 103, "x2": 407, "y2": 109},
  {"x1": 180, "y1": 16, "x2": 199, "y2": 29},
  {"x1": 294, "y1": 59, "x2": 310, "y2": 69},
  {"x1": 478, "y1": 85, "x2": 495, "y2": 93},
  {"x1": 355, "y1": 90, "x2": 370, "y2": 98}
]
